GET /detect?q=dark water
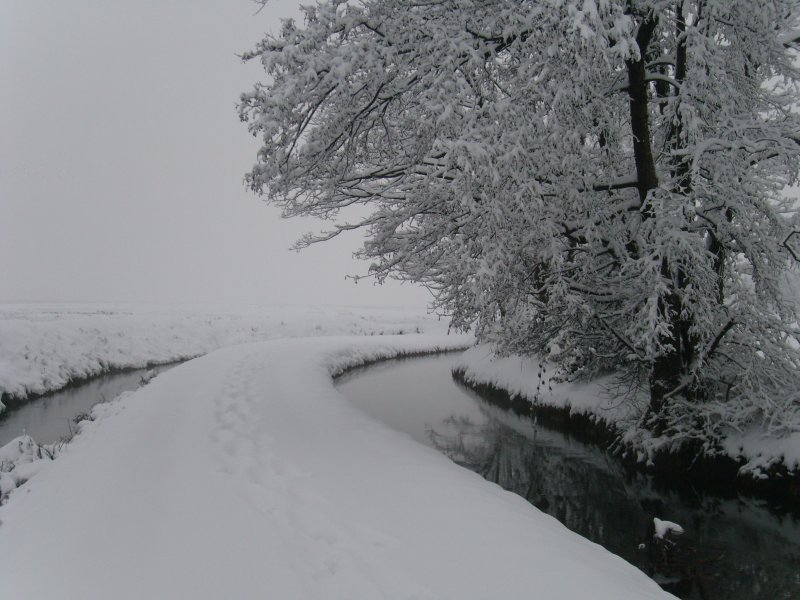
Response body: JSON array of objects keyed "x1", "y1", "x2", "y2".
[
  {"x1": 0, "y1": 365, "x2": 174, "y2": 447},
  {"x1": 336, "y1": 353, "x2": 800, "y2": 600}
]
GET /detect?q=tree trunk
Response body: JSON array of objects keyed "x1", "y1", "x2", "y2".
[
  {"x1": 626, "y1": 7, "x2": 695, "y2": 430},
  {"x1": 648, "y1": 269, "x2": 685, "y2": 431},
  {"x1": 627, "y1": 13, "x2": 659, "y2": 207}
]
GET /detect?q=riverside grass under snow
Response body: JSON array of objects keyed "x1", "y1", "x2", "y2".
[
  {"x1": 0, "y1": 303, "x2": 445, "y2": 410},
  {"x1": 2, "y1": 304, "x2": 796, "y2": 492},
  {"x1": 453, "y1": 345, "x2": 800, "y2": 484}
]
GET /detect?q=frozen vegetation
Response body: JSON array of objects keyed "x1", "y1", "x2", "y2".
[
  {"x1": 0, "y1": 330, "x2": 673, "y2": 599},
  {"x1": 0, "y1": 303, "x2": 445, "y2": 411},
  {"x1": 6, "y1": 304, "x2": 794, "y2": 477},
  {"x1": 240, "y1": 0, "x2": 800, "y2": 468}
]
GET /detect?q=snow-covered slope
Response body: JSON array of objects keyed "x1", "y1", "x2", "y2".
[
  {"x1": 0, "y1": 335, "x2": 672, "y2": 599},
  {"x1": 454, "y1": 345, "x2": 800, "y2": 477},
  {"x1": 0, "y1": 304, "x2": 445, "y2": 409},
  {"x1": 453, "y1": 345, "x2": 635, "y2": 422}
]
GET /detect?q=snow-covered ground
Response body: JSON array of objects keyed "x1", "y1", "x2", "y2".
[
  {"x1": 0, "y1": 303, "x2": 446, "y2": 410},
  {"x1": 0, "y1": 334, "x2": 672, "y2": 599},
  {"x1": 454, "y1": 345, "x2": 800, "y2": 478}
]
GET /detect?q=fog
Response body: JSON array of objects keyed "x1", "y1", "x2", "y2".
[{"x1": 0, "y1": 0, "x2": 430, "y2": 307}]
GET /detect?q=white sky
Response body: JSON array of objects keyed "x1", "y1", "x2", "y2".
[{"x1": 0, "y1": 0, "x2": 430, "y2": 307}]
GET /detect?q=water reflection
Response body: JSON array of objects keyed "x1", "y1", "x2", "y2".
[
  {"x1": 0, "y1": 364, "x2": 175, "y2": 447},
  {"x1": 338, "y1": 354, "x2": 800, "y2": 600}
]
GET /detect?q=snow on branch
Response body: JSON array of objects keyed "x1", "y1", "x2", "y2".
[{"x1": 240, "y1": 0, "x2": 800, "y2": 449}]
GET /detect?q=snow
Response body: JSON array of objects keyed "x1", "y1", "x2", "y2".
[
  {"x1": 454, "y1": 344, "x2": 800, "y2": 474},
  {"x1": 0, "y1": 434, "x2": 60, "y2": 500},
  {"x1": 653, "y1": 518, "x2": 684, "y2": 540},
  {"x1": 0, "y1": 303, "x2": 446, "y2": 410},
  {"x1": 723, "y1": 429, "x2": 800, "y2": 477},
  {"x1": 0, "y1": 334, "x2": 673, "y2": 599},
  {"x1": 453, "y1": 345, "x2": 638, "y2": 424}
]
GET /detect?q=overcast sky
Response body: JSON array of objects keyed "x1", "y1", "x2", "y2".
[{"x1": 0, "y1": 0, "x2": 430, "y2": 308}]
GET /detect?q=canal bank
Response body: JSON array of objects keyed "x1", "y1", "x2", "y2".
[
  {"x1": 337, "y1": 353, "x2": 800, "y2": 600},
  {"x1": 451, "y1": 346, "x2": 800, "y2": 504}
]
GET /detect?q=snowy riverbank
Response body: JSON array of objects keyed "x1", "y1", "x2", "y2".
[
  {"x1": 454, "y1": 345, "x2": 800, "y2": 487},
  {"x1": 0, "y1": 303, "x2": 445, "y2": 410},
  {"x1": 0, "y1": 335, "x2": 671, "y2": 599}
]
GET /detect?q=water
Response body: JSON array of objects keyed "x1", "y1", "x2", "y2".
[
  {"x1": 0, "y1": 365, "x2": 175, "y2": 447},
  {"x1": 337, "y1": 353, "x2": 800, "y2": 600}
]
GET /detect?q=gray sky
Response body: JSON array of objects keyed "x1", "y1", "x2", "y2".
[{"x1": 0, "y1": 0, "x2": 430, "y2": 307}]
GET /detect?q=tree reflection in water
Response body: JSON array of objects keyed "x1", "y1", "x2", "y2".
[
  {"x1": 426, "y1": 395, "x2": 800, "y2": 600},
  {"x1": 337, "y1": 354, "x2": 800, "y2": 600}
]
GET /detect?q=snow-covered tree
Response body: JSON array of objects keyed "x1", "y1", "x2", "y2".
[{"x1": 240, "y1": 0, "x2": 800, "y2": 448}]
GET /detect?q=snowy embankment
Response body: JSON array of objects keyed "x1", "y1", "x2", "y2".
[
  {"x1": 454, "y1": 345, "x2": 800, "y2": 479},
  {"x1": 0, "y1": 303, "x2": 444, "y2": 411},
  {"x1": 454, "y1": 346, "x2": 631, "y2": 420},
  {"x1": 0, "y1": 335, "x2": 672, "y2": 599}
]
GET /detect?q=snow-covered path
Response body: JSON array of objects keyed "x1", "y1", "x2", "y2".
[{"x1": 0, "y1": 336, "x2": 672, "y2": 599}]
